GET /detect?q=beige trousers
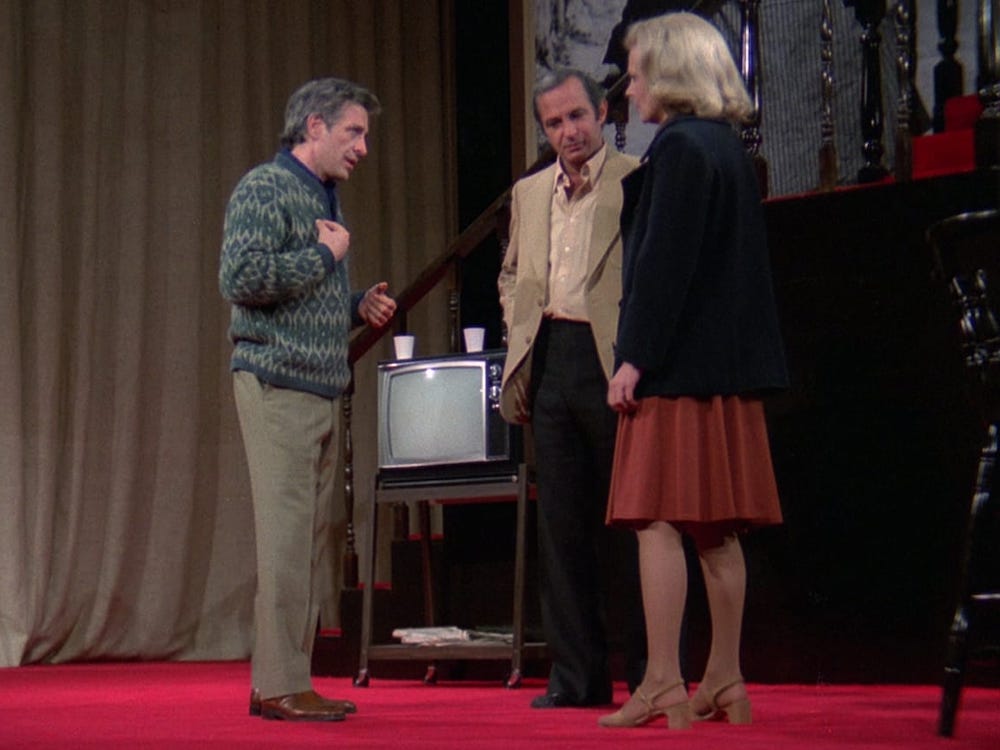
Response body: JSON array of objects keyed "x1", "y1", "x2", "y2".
[{"x1": 233, "y1": 370, "x2": 340, "y2": 699}]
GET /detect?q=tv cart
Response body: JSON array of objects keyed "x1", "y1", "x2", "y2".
[{"x1": 354, "y1": 464, "x2": 545, "y2": 688}]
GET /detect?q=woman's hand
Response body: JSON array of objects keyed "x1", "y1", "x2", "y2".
[{"x1": 607, "y1": 362, "x2": 642, "y2": 413}]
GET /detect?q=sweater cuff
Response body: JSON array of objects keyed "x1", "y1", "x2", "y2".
[
  {"x1": 350, "y1": 290, "x2": 366, "y2": 328},
  {"x1": 318, "y1": 244, "x2": 337, "y2": 275}
]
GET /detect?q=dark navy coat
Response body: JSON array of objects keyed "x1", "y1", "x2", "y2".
[{"x1": 616, "y1": 116, "x2": 789, "y2": 398}]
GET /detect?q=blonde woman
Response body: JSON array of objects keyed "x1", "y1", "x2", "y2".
[{"x1": 599, "y1": 12, "x2": 787, "y2": 730}]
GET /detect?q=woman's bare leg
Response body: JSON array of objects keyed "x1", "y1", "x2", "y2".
[
  {"x1": 599, "y1": 521, "x2": 690, "y2": 727},
  {"x1": 691, "y1": 532, "x2": 750, "y2": 718}
]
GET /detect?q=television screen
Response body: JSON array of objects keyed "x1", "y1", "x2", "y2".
[{"x1": 383, "y1": 362, "x2": 485, "y2": 464}]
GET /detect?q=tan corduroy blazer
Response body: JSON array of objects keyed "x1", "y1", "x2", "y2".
[{"x1": 497, "y1": 148, "x2": 639, "y2": 424}]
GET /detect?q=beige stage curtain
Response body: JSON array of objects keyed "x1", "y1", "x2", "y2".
[{"x1": 0, "y1": 0, "x2": 455, "y2": 665}]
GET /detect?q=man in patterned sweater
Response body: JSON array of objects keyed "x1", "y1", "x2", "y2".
[{"x1": 220, "y1": 77, "x2": 396, "y2": 723}]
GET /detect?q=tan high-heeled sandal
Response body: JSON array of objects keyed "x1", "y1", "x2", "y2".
[
  {"x1": 690, "y1": 678, "x2": 752, "y2": 725},
  {"x1": 597, "y1": 681, "x2": 692, "y2": 729}
]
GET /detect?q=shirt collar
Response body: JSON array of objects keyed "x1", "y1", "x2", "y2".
[
  {"x1": 553, "y1": 142, "x2": 608, "y2": 194},
  {"x1": 277, "y1": 148, "x2": 341, "y2": 221}
]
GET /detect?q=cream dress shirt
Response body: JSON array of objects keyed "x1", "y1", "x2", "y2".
[{"x1": 544, "y1": 144, "x2": 609, "y2": 322}]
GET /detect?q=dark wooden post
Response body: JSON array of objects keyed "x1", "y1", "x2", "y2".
[
  {"x1": 497, "y1": 196, "x2": 512, "y2": 348},
  {"x1": 894, "y1": 0, "x2": 915, "y2": 180},
  {"x1": 448, "y1": 286, "x2": 461, "y2": 353},
  {"x1": 847, "y1": 0, "x2": 890, "y2": 182},
  {"x1": 738, "y1": 0, "x2": 769, "y2": 198},
  {"x1": 605, "y1": 72, "x2": 630, "y2": 153},
  {"x1": 820, "y1": 0, "x2": 840, "y2": 190},
  {"x1": 934, "y1": 0, "x2": 964, "y2": 132}
]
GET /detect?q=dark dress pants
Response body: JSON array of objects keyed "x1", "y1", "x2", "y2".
[{"x1": 530, "y1": 319, "x2": 646, "y2": 703}]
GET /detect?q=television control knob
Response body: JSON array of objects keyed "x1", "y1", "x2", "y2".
[{"x1": 489, "y1": 362, "x2": 503, "y2": 380}]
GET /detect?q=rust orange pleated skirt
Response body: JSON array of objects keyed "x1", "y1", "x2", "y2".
[{"x1": 606, "y1": 394, "x2": 783, "y2": 530}]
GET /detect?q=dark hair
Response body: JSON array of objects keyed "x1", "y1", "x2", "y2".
[
  {"x1": 279, "y1": 77, "x2": 381, "y2": 148},
  {"x1": 532, "y1": 68, "x2": 605, "y2": 125}
]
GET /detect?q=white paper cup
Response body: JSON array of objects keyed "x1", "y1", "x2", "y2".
[
  {"x1": 463, "y1": 326, "x2": 486, "y2": 353},
  {"x1": 393, "y1": 334, "x2": 415, "y2": 359}
]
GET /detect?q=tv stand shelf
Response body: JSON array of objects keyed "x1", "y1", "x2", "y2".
[{"x1": 354, "y1": 465, "x2": 545, "y2": 688}]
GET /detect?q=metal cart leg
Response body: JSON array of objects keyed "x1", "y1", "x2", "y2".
[
  {"x1": 354, "y1": 477, "x2": 379, "y2": 687},
  {"x1": 506, "y1": 464, "x2": 528, "y2": 689}
]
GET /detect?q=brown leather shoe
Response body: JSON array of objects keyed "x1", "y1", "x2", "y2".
[
  {"x1": 257, "y1": 690, "x2": 346, "y2": 722},
  {"x1": 250, "y1": 688, "x2": 357, "y2": 717}
]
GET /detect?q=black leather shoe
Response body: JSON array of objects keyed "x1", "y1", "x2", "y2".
[
  {"x1": 531, "y1": 690, "x2": 613, "y2": 708},
  {"x1": 531, "y1": 692, "x2": 587, "y2": 709},
  {"x1": 250, "y1": 688, "x2": 357, "y2": 720}
]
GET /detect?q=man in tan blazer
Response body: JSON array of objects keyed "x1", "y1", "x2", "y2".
[{"x1": 498, "y1": 69, "x2": 645, "y2": 708}]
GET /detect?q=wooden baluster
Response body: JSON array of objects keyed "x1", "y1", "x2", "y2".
[
  {"x1": 975, "y1": 0, "x2": 1000, "y2": 167},
  {"x1": 497, "y1": 197, "x2": 512, "y2": 348},
  {"x1": 390, "y1": 312, "x2": 411, "y2": 542},
  {"x1": 847, "y1": 0, "x2": 890, "y2": 182},
  {"x1": 342, "y1": 373, "x2": 358, "y2": 588},
  {"x1": 389, "y1": 311, "x2": 410, "y2": 540},
  {"x1": 448, "y1": 285, "x2": 461, "y2": 353},
  {"x1": 934, "y1": 0, "x2": 963, "y2": 132},
  {"x1": 614, "y1": 122, "x2": 627, "y2": 152},
  {"x1": 738, "y1": 0, "x2": 769, "y2": 198},
  {"x1": 605, "y1": 73, "x2": 630, "y2": 153},
  {"x1": 894, "y1": 0, "x2": 914, "y2": 180},
  {"x1": 820, "y1": 0, "x2": 840, "y2": 190}
]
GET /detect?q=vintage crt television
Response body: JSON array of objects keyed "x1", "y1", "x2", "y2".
[{"x1": 376, "y1": 349, "x2": 522, "y2": 486}]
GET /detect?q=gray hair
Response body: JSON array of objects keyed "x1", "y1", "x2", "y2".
[
  {"x1": 625, "y1": 12, "x2": 753, "y2": 125},
  {"x1": 279, "y1": 77, "x2": 381, "y2": 148},
  {"x1": 532, "y1": 68, "x2": 606, "y2": 125}
]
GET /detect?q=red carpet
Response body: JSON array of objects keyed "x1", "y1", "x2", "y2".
[{"x1": 0, "y1": 661, "x2": 996, "y2": 748}]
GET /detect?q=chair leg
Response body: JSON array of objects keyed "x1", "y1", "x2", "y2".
[
  {"x1": 938, "y1": 423, "x2": 998, "y2": 736},
  {"x1": 939, "y1": 605, "x2": 971, "y2": 736}
]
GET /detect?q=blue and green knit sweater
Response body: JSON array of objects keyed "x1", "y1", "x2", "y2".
[{"x1": 219, "y1": 150, "x2": 364, "y2": 399}]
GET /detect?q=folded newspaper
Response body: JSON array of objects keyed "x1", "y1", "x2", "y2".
[{"x1": 391, "y1": 626, "x2": 513, "y2": 645}]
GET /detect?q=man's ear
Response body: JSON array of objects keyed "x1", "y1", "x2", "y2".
[
  {"x1": 597, "y1": 99, "x2": 608, "y2": 127},
  {"x1": 305, "y1": 113, "x2": 327, "y2": 141}
]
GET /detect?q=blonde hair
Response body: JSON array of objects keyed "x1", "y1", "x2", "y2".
[{"x1": 625, "y1": 12, "x2": 753, "y2": 125}]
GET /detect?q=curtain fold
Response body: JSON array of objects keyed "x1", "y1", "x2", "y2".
[{"x1": 0, "y1": 0, "x2": 455, "y2": 665}]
